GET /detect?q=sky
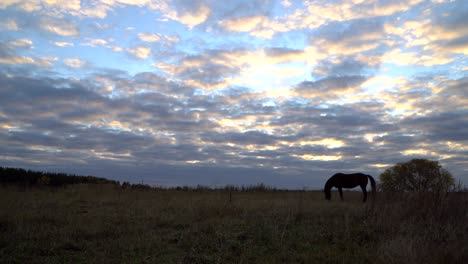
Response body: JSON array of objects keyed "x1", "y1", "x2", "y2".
[{"x1": 0, "y1": 0, "x2": 467, "y2": 189}]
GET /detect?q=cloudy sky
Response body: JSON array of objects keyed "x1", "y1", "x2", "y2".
[{"x1": 0, "y1": 0, "x2": 467, "y2": 189}]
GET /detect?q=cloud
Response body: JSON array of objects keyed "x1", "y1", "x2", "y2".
[
  {"x1": 153, "y1": 46, "x2": 310, "y2": 91},
  {"x1": 74, "y1": 2, "x2": 111, "y2": 18},
  {"x1": 106, "y1": 0, "x2": 153, "y2": 6},
  {"x1": 34, "y1": 56, "x2": 58, "y2": 67},
  {"x1": 26, "y1": 0, "x2": 81, "y2": 11},
  {"x1": 381, "y1": 3, "x2": 468, "y2": 66},
  {"x1": 436, "y1": 77, "x2": 468, "y2": 111},
  {"x1": 51, "y1": 41, "x2": 74, "y2": 47},
  {"x1": 164, "y1": 3, "x2": 211, "y2": 29},
  {"x1": 281, "y1": 0, "x2": 292, "y2": 8},
  {"x1": 217, "y1": 14, "x2": 289, "y2": 39},
  {"x1": 138, "y1": 33, "x2": 161, "y2": 42},
  {"x1": 382, "y1": 48, "x2": 453, "y2": 66},
  {"x1": 155, "y1": 49, "x2": 247, "y2": 89},
  {"x1": 8, "y1": 38, "x2": 32, "y2": 48},
  {"x1": 263, "y1": 48, "x2": 305, "y2": 63},
  {"x1": 137, "y1": 32, "x2": 180, "y2": 45},
  {"x1": 303, "y1": 0, "x2": 423, "y2": 26},
  {"x1": 216, "y1": 0, "x2": 423, "y2": 39},
  {"x1": 127, "y1": 46, "x2": 152, "y2": 59},
  {"x1": 0, "y1": 19, "x2": 19, "y2": 30},
  {"x1": 0, "y1": 0, "x2": 40, "y2": 12},
  {"x1": 0, "y1": 42, "x2": 54, "y2": 67},
  {"x1": 63, "y1": 57, "x2": 87, "y2": 68},
  {"x1": 198, "y1": 0, "x2": 284, "y2": 38},
  {"x1": 219, "y1": 15, "x2": 267, "y2": 32},
  {"x1": 0, "y1": 0, "x2": 92, "y2": 16},
  {"x1": 82, "y1": 38, "x2": 109, "y2": 47},
  {"x1": 295, "y1": 75, "x2": 368, "y2": 99},
  {"x1": 39, "y1": 17, "x2": 79, "y2": 36},
  {"x1": 0, "y1": 73, "x2": 215, "y2": 167},
  {"x1": 312, "y1": 56, "x2": 375, "y2": 77},
  {"x1": 401, "y1": 110, "x2": 468, "y2": 142},
  {"x1": 0, "y1": 55, "x2": 35, "y2": 65},
  {"x1": 308, "y1": 18, "x2": 388, "y2": 60}
]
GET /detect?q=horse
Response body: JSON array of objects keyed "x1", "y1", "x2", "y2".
[{"x1": 324, "y1": 173, "x2": 376, "y2": 202}]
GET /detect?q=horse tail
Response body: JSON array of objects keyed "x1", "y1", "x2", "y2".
[{"x1": 368, "y1": 175, "x2": 377, "y2": 199}]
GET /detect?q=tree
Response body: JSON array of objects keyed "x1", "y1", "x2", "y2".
[{"x1": 379, "y1": 159, "x2": 454, "y2": 192}]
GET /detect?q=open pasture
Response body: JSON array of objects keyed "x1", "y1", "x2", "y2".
[{"x1": 0, "y1": 184, "x2": 467, "y2": 263}]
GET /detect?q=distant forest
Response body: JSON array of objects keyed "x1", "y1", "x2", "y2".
[
  {"x1": 0, "y1": 166, "x2": 283, "y2": 191},
  {"x1": 0, "y1": 167, "x2": 119, "y2": 187}
]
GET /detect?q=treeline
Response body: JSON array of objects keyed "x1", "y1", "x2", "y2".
[
  {"x1": 122, "y1": 182, "x2": 288, "y2": 192},
  {"x1": 0, "y1": 167, "x2": 119, "y2": 187},
  {"x1": 1, "y1": 166, "x2": 292, "y2": 192}
]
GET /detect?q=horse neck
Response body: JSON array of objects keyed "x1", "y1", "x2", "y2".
[{"x1": 324, "y1": 179, "x2": 334, "y2": 191}]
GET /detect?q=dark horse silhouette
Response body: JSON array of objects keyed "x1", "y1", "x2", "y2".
[{"x1": 324, "y1": 173, "x2": 376, "y2": 202}]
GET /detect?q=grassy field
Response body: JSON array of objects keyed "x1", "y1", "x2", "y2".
[{"x1": 0, "y1": 184, "x2": 467, "y2": 264}]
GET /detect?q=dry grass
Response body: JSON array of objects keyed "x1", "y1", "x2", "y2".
[{"x1": 0, "y1": 185, "x2": 466, "y2": 263}]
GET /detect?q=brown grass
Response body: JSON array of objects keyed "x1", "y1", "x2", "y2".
[{"x1": 0, "y1": 185, "x2": 466, "y2": 263}]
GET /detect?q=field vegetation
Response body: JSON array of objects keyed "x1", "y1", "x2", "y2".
[{"x1": 1, "y1": 182, "x2": 467, "y2": 263}]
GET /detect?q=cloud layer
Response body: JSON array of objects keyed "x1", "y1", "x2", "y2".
[{"x1": 0, "y1": 0, "x2": 466, "y2": 188}]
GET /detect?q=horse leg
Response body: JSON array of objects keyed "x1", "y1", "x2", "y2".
[
  {"x1": 338, "y1": 187, "x2": 343, "y2": 201},
  {"x1": 361, "y1": 185, "x2": 367, "y2": 202}
]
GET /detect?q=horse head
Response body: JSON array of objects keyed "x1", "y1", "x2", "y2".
[
  {"x1": 324, "y1": 178, "x2": 333, "y2": 200},
  {"x1": 324, "y1": 188, "x2": 331, "y2": 200}
]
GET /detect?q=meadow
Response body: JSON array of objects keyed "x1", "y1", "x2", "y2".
[{"x1": 0, "y1": 184, "x2": 467, "y2": 264}]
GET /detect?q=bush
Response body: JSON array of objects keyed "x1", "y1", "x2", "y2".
[{"x1": 379, "y1": 159, "x2": 454, "y2": 193}]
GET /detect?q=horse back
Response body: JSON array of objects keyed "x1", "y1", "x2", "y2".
[{"x1": 333, "y1": 173, "x2": 368, "y2": 188}]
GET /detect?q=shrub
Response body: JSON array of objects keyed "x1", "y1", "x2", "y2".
[{"x1": 379, "y1": 159, "x2": 454, "y2": 193}]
